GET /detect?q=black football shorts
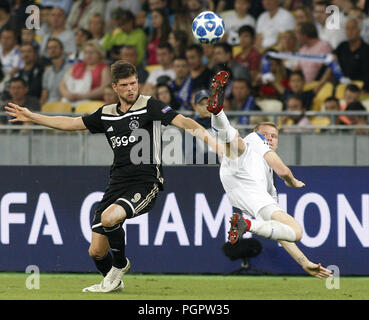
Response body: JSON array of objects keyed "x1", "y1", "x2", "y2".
[{"x1": 92, "y1": 180, "x2": 159, "y2": 235}]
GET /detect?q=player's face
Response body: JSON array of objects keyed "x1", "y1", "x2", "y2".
[
  {"x1": 257, "y1": 125, "x2": 279, "y2": 151},
  {"x1": 112, "y1": 75, "x2": 139, "y2": 105}
]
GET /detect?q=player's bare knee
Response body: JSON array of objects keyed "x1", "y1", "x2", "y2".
[{"x1": 88, "y1": 245, "x2": 107, "y2": 259}]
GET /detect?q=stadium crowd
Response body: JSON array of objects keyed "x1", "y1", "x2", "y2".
[{"x1": 0, "y1": 0, "x2": 368, "y2": 133}]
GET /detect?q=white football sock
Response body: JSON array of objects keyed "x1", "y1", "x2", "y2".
[
  {"x1": 248, "y1": 219, "x2": 297, "y2": 242},
  {"x1": 211, "y1": 111, "x2": 237, "y2": 143}
]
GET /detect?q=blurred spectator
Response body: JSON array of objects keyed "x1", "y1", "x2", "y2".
[
  {"x1": 184, "y1": 89, "x2": 218, "y2": 164},
  {"x1": 146, "y1": 8, "x2": 172, "y2": 65},
  {"x1": 207, "y1": 0, "x2": 229, "y2": 13},
  {"x1": 40, "y1": 0, "x2": 73, "y2": 14},
  {"x1": 345, "y1": 101, "x2": 369, "y2": 134},
  {"x1": 120, "y1": 45, "x2": 148, "y2": 89},
  {"x1": 68, "y1": 28, "x2": 92, "y2": 64},
  {"x1": 295, "y1": 22, "x2": 332, "y2": 82},
  {"x1": 88, "y1": 13, "x2": 105, "y2": 46},
  {"x1": 40, "y1": 38, "x2": 71, "y2": 105},
  {"x1": 275, "y1": 30, "x2": 299, "y2": 71},
  {"x1": 7, "y1": 77, "x2": 40, "y2": 112},
  {"x1": 142, "y1": 0, "x2": 174, "y2": 35},
  {"x1": 67, "y1": 0, "x2": 106, "y2": 31},
  {"x1": 316, "y1": 96, "x2": 341, "y2": 125},
  {"x1": 348, "y1": 6, "x2": 369, "y2": 44},
  {"x1": 258, "y1": 53, "x2": 290, "y2": 99},
  {"x1": 40, "y1": 7, "x2": 76, "y2": 56},
  {"x1": 155, "y1": 82, "x2": 181, "y2": 109},
  {"x1": 105, "y1": 0, "x2": 142, "y2": 28},
  {"x1": 143, "y1": 42, "x2": 175, "y2": 96},
  {"x1": 279, "y1": 94, "x2": 313, "y2": 132},
  {"x1": 21, "y1": 28, "x2": 39, "y2": 53},
  {"x1": 339, "y1": 83, "x2": 361, "y2": 124},
  {"x1": 313, "y1": 0, "x2": 346, "y2": 49},
  {"x1": 213, "y1": 42, "x2": 251, "y2": 83},
  {"x1": 293, "y1": 5, "x2": 314, "y2": 26},
  {"x1": 225, "y1": 78, "x2": 261, "y2": 125},
  {"x1": 201, "y1": 43, "x2": 216, "y2": 69},
  {"x1": 185, "y1": 44, "x2": 214, "y2": 92},
  {"x1": 0, "y1": 1, "x2": 22, "y2": 37},
  {"x1": 334, "y1": 16, "x2": 369, "y2": 92},
  {"x1": 173, "y1": 0, "x2": 204, "y2": 37},
  {"x1": 255, "y1": 0, "x2": 296, "y2": 50},
  {"x1": 234, "y1": 25, "x2": 261, "y2": 85},
  {"x1": 0, "y1": 28, "x2": 23, "y2": 81},
  {"x1": 282, "y1": 70, "x2": 315, "y2": 110},
  {"x1": 35, "y1": 5, "x2": 52, "y2": 46},
  {"x1": 59, "y1": 40, "x2": 111, "y2": 106},
  {"x1": 281, "y1": 0, "x2": 306, "y2": 11},
  {"x1": 221, "y1": 0, "x2": 256, "y2": 46},
  {"x1": 102, "y1": 9, "x2": 146, "y2": 64},
  {"x1": 170, "y1": 56, "x2": 192, "y2": 110},
  {"x1": 14, "y1": 44, "x2": 44, "y2": 99},
  {"x1": 103, "y1": 84, "x2": 119, "y2": 105},
  {"x1": 168, "y1": 29, "x2": 189, "y2": 58}
]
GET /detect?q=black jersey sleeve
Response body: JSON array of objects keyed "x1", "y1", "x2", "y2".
[
  {"x1": 147, "y1": 98, "x2": 179, "y2": 126},
  {"x1": 82, "y1": 107, "x2": 104, "y2": 133}
]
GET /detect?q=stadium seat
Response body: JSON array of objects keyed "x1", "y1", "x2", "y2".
[
  {"x1": 311, "y1": 82, "x2": 334, "y2": 111},
  {"x1": 74, "y1": 101, "x2": 105, "y2": 114},
  {"x1": 303, "y1": 81, "x2": 319, "y2": 92},
  {"x1": 232, "y1": 45, "x2": 242, "y2": 57},
  {"x1": 255, "y1": 99, "x2": 283, "y2": 123},
  {"x1": 41, "y1": 101, "x2": 73, "y2": 113},
  {"x1": 257, "y1": 99, "x2": 283, "y2": 112},
  {"x1": 145, "y1": 64, "x2": 161, "y2": 74}
]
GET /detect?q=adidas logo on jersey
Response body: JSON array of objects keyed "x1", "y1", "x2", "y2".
[{"x1": 107, "y1": 126, "x2": 114, "y2": 132}]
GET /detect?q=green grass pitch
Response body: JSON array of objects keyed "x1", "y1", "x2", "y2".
[{"x1": 0, "y1": 273, "x2": 368, "y2": 300}]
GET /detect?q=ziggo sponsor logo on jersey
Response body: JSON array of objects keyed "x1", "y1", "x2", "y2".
[{"x1": 110, "y1": 135, "x2": 136, "y2": 148}]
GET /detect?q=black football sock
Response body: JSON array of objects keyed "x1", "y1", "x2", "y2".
[
  {"x1": 92, "y1": 252, "x2": 112, "y2": 277},
  {"x1": 103, "y1": 224, "x2": 128, "y2": 269}
]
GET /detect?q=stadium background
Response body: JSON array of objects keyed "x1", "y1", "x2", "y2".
[{"x1": 0, "y1": 0, "x2": 368, "y2": 278}]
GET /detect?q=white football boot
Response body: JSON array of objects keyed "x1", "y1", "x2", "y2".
[{"x1": 82, "y1": 258, "x2": 130, "y2": 293}]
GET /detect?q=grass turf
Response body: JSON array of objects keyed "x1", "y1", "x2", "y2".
[{"x1": 0, "y1": 273, "x2": 368, "y2": 300}]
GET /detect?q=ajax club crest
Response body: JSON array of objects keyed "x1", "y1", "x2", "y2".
[{"x1": 129, "y1": 116, "x2": 140, "y2": 130}]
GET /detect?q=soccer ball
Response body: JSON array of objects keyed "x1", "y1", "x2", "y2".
[{"x1": 192, "y1": 11, "x2": 225, "y2": 44}]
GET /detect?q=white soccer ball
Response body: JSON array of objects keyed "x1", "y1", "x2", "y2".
[{"x1": 192, "y1": 11, "x2": 225, "y2": 44}]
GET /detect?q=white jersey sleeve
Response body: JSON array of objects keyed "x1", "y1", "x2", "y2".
[{"x1": 244, "y1": 132, "x2": 272, "y2": 157}]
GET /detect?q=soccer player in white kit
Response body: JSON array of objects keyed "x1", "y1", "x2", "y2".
[{"x1": 207, "y1": 71, "x2": 332, "y2": 278}]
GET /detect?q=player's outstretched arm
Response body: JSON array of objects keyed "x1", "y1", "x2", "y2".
[
  {"x1": 264, "y1": 151, "x2": 305, "y2": 188},
  {"x1": 279, "y1": 240, "x2": 332, "y2": 278},
  {"x1": 171, "y1": 114, "x2": 224, "y2": 157},
  {"x1": 5, "y1": 102, "x2": 87, "y2": 131}
]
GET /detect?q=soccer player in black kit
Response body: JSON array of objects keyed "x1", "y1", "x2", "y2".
[{"x1": 5, "y1": 61, "x2": 221, "y2": 292}]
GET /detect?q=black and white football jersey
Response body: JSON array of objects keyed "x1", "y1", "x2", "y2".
[{"x1": 82, "y1": 95, "x2": 179, "y2": 189}]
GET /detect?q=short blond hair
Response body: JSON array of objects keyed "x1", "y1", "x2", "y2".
[{"x1": 253, "y1": 122, "x2": 279, "y2": 132}]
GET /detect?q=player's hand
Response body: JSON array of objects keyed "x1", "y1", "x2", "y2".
[
  {"x1": 303, "y1": 261, "x2": 333, "y2": 279},
  {"x1": 4, "y1": 102, "x2": 33, "y2": 123},
  {"x1": 285, "y1": 178, "x2": 305, "y2": 188}
]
